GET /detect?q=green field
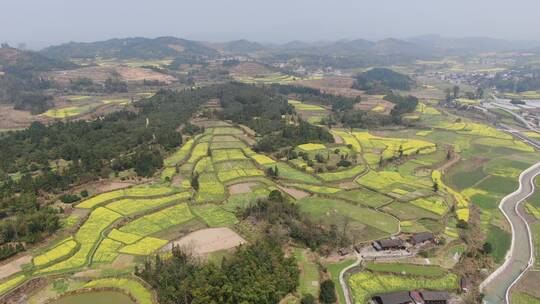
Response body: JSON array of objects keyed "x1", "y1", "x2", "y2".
[
  {"x1": 512, "y1": 292, "x2": 540, "y2": 304},
  {"x1": 119, "y1": 203, "x2": 195, "y2": 236},
  {"x1": 119, "y1": 237, "x2": 168, "y2": 255},
  {"x1": 317, "y1": 164, "x2": 366, "y2": 181},
  {"x1": 33, "y1": 238, "x2": 78, "y2": 266},
  {"x1": 364, "y1": 262, "x2": 445, "y2": 277},
  {"x1": 42, "y1": 105, "x2": 96, "y2": 118},
  {"x1": 297, "y1": 197, "x2": 399, "y2": 234},
  {"x1": 195, "y1": 173, "x2": 227, "y2": 202},
  {"x1": 348, "y1": 271, "x2": 459, "y2": 303},
  {"x1": 325, "y1": 259, "x2": 356, "y2": 304},
  {"x1": 333, "y1": 188, "x2": 393, "y2": 208},
  {"x1": 266, "y1": 162, "x2": 321, "y2": 184},
  {"x1": 164, "y1": 137, "x2": 196, "y2": 167},
  {"x1": 192, "y1": 204, "x2": 238, "y2": 227},
  {"x1": 92, "y1": 238, "x2": 123, "y2": 263},
  {"x1": 106, "y1": 192, "x2": 190, "y2": 215},
  {"x1": 293, "y1": 248, "x2": 320, "y2": 298},
  {"x1": 38, "y1": 207, "x2": 122, "y2": 273}
]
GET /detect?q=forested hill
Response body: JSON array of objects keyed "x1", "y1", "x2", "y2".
[
  {"x1": 353, "y1": 67, "x2": 414, "y2": 94},
  {"x1": 0, "y1": 45, "x2": 77, "y2": 75},
  {"x1": 0, "y1": 45, "x2": 78, "y2": 113},
  {"x1": 40, "y1": 36, "x2": 219, "y2": 60},
  {"x1": 0, "y1": 87, "x2": 212, "y2": 256}
]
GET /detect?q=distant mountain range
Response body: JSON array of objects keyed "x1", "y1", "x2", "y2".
[{"x1": 29, "y1": 35, "x2": 540, "y2": 66}]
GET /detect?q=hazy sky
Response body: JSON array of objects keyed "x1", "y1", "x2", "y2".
[{"x1": 2, "y1": 0, "x2": 540, "y2": 49}]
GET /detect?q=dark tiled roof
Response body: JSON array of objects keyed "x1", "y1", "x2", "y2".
[
  {"x1": 373, "y1": 291, "x2": 413, "y2": 304},
  {"x1": 377, "y1": 239, "x2": 405, "y2": 248},
  {"x1": 420, "y1": 290, "x2": 451, "y2": 301},
  {"x1": 411, "y1": 232, "x2": 434, "y2": 243}
]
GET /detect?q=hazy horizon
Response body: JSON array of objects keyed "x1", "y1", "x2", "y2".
[{"x1": 2, "y1": 0, "x2": 540, "y2": 49}]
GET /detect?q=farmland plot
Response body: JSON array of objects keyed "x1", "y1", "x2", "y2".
[
  {"x1": 38, "y1": 207, "x2": 122, "y2": 273},
  {"x1": 195, "y1": 173, "x2": 227, "y2": 202},
  {"x1": 348, "y1": 271, "x2": 458, "y2": 303},
  {"x1": 192, "y1": 204, "x2": 238, "y2": 227},
  {"x1": 92, "y1": 238, "x2": 123, "y2": 263},
  {"x1": 106, "y1": 192, "x2": 190, "y2": 215},
  {"x1": 119, "y1": 203, "x2": 194, "y2": 237},
  {"x1": 297, "y1": 197, "x2": 399, "y2": 234},
  {"x1": 119, "y1": 237, "x2": 168, "y2": 255},
  {"x1": 33, "y1": 238, "x2": 78, "y2": 267}
]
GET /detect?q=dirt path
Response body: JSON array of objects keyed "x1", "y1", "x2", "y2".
[
  {"x1": 333, "y1": 133, "x2": 344, "y2": 144},
  {"x1": 163, "y1": 228, "x2": 246, "y2": 255},
  {"x1": 437, "y1": 153, "x2": 461, "y2": 173}
]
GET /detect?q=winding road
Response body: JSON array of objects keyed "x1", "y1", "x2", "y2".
[{"x1": 480, "y1": 161, "x2": 540, "y2": 304}]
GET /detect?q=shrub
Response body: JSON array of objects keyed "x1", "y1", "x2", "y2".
[
  {"x1": 59, "y1": 194, "x2": 81, "y2": 204},
  {"x1": 319, "y1": 279, "x2": 337, "y2": 304},
  {"x1": 301, "y1": 294, "x2": 316, "y2": 304}
]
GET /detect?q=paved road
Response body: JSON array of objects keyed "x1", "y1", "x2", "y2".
[
  {"x1": 340, "y1": 252, "x2": 362, "y2": 304},
  {"x1": 481, "y1": 162, "x2": 540, "y2": 304}
]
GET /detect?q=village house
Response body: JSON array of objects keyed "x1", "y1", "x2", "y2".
[
  {"x1": 410, "y1": 232, "x2": 435, "y2": 245},
  {"x1": 372, "y1": 238, "x2": 406, "y2": 251}
]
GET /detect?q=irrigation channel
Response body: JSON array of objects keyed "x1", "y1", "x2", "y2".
[{"x1": 481, "y1": 161, "x2": 540, "y2": 304}]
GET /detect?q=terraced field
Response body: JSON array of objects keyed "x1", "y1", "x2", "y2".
[{"x1": 1, "y1": 114, "x2": 537, "y2": 303}]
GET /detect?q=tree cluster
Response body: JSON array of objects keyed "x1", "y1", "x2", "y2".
[
  {"x1": 137, "y1": 238, "x2": 299, "y2": 304},
  {"x1": 353, "y1": 68, "x2": 414, "y2": 94}
]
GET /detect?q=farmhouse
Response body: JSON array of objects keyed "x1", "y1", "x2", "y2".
[
  {"x1": 460, "y1": 277, "x2": 471, "y2": 293},
  {"x1": 338, "y1": 247, "x2": 350, "y2": 256},
  {"x1": 372, "y1": 238, "x2": 406, "y2": 251},
  {"x1": 372, "y1": 291, "x2": 414, "y2": 304},
  {"x1": 410, "y1": 232, "x2": 435, "y2": 245},
  {"x1": 418, "y1": 291, "x2": 451, "y2": 304}
]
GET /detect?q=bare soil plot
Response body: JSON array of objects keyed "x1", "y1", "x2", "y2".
[
  {"x1": 0, "y1": 255, "x2": 32, "y2": 280},
  {"x1": 0, "y1": 105, "x2": 47, "y2": 129},
  {"x1": 228, "y1": 182, "x2": 256, "y2": 194},
  {"x1": 354, "y1": 98, "x2": 395, "y2": 114},
  {"x1": 45, "y1": 65, "x2": 175, "y2": 85},
  {"x1": 333, "y1": 133, "x2": 344, "y2": 144},
  {"x1": 295, "y1": 76, "x2": 363, "y2": 98},
  {"x1": 231, "y1": 62, "x2": 273, "y2": 77},
  {"x1": 164, "y1": 227, "x2": 246, "y2": 255},
  {"x1": 277, "y1": 185, "x2": 310, "y2": 200}
]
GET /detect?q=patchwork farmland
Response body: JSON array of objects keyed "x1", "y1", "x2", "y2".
[{"x1": 1, "y1": 111, "x2": 539, "y2": 303}]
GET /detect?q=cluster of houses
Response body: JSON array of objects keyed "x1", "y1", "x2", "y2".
[{"x1": 371, "y1": 232, "x2": 435, "y2": 252}]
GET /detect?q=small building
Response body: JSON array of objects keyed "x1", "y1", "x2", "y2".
[
  {"x1": 410, "y1": 232, "x2": 435, "y2": 245},
  {"x1": 372, "y1": 239, "x2": 406, "y2": 251},
  {"x1": 372, "y1": 291, "x2": 414, "y2": 304},
  {"x1": 419, "y1": 291, "x2": 450, "y2": 304},
  {"x1": 460, "y1": 277, "x2": 471, "y2": 293},
  {"x1": 338, "y1": 247, "x2": 350, "y2": 256}
]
